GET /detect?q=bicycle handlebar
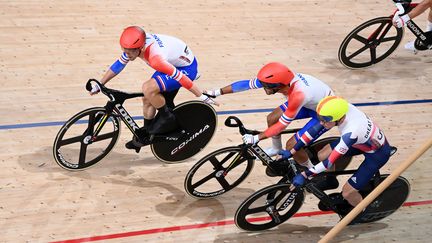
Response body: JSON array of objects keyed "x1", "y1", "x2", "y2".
[
  {"x1": 224, "y1": 115, "x2": 301, "y2": 137},
  {"x1": 86, "y1": 78, "x2": 144, "y2": 101},
  {"x1": 224, "y1": 116, "x2": 260, "y2": 135},
  {"x1": 395, "y1": 2, "x2": 406, "y2": 15},
  {"x1": 86, "y1": 78, "x2": 106, "y2": 94}
]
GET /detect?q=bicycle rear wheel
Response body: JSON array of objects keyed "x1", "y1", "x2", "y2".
[
  {"x1": 235, "y1": 183, "x2": 304, "y2": 231},
  {"x1": 355, "y1": 174, "x2": 410, "y2": 223},
  {"x1": 338, "y1": 16, "x2": 404, "y2": 69},
  {"x1": 53, "y1": 107, "x2": 120, "y2": 170},
  {"x1": 151, "y1": 101, "x2": 217, "y2": 163},
  {"x1": 184, "y1": 146, "x2": 255, "y2": 199}
]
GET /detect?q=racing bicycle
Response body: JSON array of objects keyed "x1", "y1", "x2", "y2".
[
  {"x1": 184, "y1": 116, "x2": 352, "y2": 199},
  {"x1": 53, "y1": 79, "x2": 217, "y2": 170},
  {"x1": 234, "y1": 149, "x2": 408, "y2": 231},
  {"x1": 338, "y1": 0, "x2": 432, "y2": 69}
]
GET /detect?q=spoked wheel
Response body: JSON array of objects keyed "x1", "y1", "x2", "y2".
[
  {"x1": 184, "y1": 146, "x2": 255, "y2": 199},
  {"x1": 338, "y1": 16, "x2": 404, "y2": 69},
  {"x1": 151, "y1": 101, "x2": 217, "y2": 163},
  {"x1": 53, "y1": 107, "x2": 120, "y2": 170},
  {"x1": 235, "y1": 183, "x2": 304, "y2": 231}
]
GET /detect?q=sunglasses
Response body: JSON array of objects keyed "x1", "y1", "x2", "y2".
[
  {"x1": 258, "y1": 80, "x2": 282, "y2": 89},
  {"x1": 318, "y1": 115, "x2": 333, "y2": 123}
]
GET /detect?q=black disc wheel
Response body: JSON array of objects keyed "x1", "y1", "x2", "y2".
[
  {"x1": 355, "y1": 175, "x2": 410, "y2": 224},
  {"x1": 151, "y1": 101, "x2": 217, "y2": 163},
  {"x1": 53, "y1": 107, "x2": 120, "y2": 171},
  {"x1": 235, "y1": 184, "x2": 304, "y2": 231},
  {"x1": 184, "y1": 146, "x2": 255, "y2": 199},
  {"x1": 338, "y1": 16, "x2": 404, "y2": 69}
]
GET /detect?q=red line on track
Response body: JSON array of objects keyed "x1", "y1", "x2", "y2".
[{"x1": 51, "y1": 199, "x2": 432, "y2": 243}]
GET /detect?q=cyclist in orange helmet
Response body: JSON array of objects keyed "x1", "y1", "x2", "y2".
[
  {"x1": 206, "y1": 62, "x2": 339, "y2": 190},
  {"x1": 90, "y1": 26, "x2": 217, "y2": 151}
]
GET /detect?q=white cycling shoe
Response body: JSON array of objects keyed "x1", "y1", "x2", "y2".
[
  {"x1": 404, "y1": 41, "x2": 418, "y2": 54},
  {"x1": 264, "y1": 147, "x2": 281, "y2": 157}
]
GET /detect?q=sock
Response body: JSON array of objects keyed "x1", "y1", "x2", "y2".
[
  {"x1": 271, "y1": 135, "x2": 282, "y2": 150},
  {"x1": 299, "y1": 159, "x2": 314, "y2": 169},
  {"x1": 157, "y1": 104, "x2": 170, "y2": 116},
  {"x1": 427, "y1": 20, "x2": 432, "y2": 32},
  {"x1": 143, "y1": 118, "x2": 153, "y2": 129}
]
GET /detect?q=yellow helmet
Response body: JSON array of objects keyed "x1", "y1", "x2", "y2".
[{"x1": 316, "y1": 96, "x2": 349, "y2": 122}]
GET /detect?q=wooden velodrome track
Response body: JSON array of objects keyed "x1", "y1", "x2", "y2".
[{"x1": 0, "y1": 0, "x2": 431, "y2": 242}]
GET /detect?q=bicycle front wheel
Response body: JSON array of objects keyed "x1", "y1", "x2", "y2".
[
  {"x1": 53, "y1": 107, "x2": 121, "y2": 171},
  {"x1": 184, "y1": 146, "x2": 255, "y2": 199},
  {"x1": 235, "y1": 183, "x2": 304, "y2": 231},
  {"x1": 338, "y1": 16, "x2": 404, "y2": 69}
]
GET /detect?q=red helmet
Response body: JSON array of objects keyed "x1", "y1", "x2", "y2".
[
  {"x1": 257, "y1": 62, "x2": 294, "y2": 88},
  {"x1": 120, "y1": 26, "x2": 146, "y2": 49}
]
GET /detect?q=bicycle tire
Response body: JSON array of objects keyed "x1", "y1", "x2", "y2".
[
  {"x1": 53, "y1": 107, "x2": 120, "y2": 171},
  {"x1": 355, "y1": 174, "x2": 410, "y2": 223},
  {"x1": 338, "y1": 16, "x2": 404, "y2": 69},
  {"x1": 151, "y1": 101, "x2": 217, "y2": 163},
  {"x1": 235, "y1": 183, "x2": 304, "y2": 231},
  {"x1": 184, "y1": 146, "x2": 255, "y2": 199}
]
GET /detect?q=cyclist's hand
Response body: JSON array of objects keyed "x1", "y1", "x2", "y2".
[
  {"x1": 392, "y1": 14, "x2": 410, "y2": 28},
  {"x1": 199, "y1": 93, "x2": 220, "y2": 106},
  {"x1": 204, "y1": 89, "x2": 222, "y2": 97},
  {"x1": 290, "y1": 173, "x2": 308, "y2": 190},
  {"x1": 278, "y1": 150, "x2": 292, "y2": 159},
  {"x1": 89, "y1": 83, "x2": 101, "y2": 95},
  {"x1": 242, "y1": 134, "x2": 259, "y2": 145}
]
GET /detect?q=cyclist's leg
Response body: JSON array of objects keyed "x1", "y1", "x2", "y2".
[
  {"x1": 287, "y1": 109, "x2": 328, "y2": 167},
  {"x1": 343, "y1": 142, "x2": 391, "y2": 206},
  {"x1": 264, "y1": 106, "x2": 283, "y2": 156},
  {"x1": 265, "y1": 103, "x2": 314, "y2": 156},
  {"x1": 163, "y1": 88, "x2": 179, "y2": 109},
  {"x1": 145, "y1": 59, "x2": 198, "y2": 134}
]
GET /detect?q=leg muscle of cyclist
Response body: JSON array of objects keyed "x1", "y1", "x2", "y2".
[
  {"x1": 142, "y1": 96, "x2": 157, "y2": 120},
  {"x1": 286, "y1": 136, "x2": 313, "y2": 168},
  {"x1": 264, "y1": 108, "x2": 284, "y2": 156},
  {"x1": 143, "y1": 78, "x2": 166, "y2": 109},
  {"x1": 318, "y1": 144, "x2": 332, "y2": 161},
  {"x1": 342, "y1": 182, "x2": 362, "y2": 207}
]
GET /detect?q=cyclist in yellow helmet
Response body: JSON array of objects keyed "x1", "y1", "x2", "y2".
[{"x1": 280, "y1": 96, "x2": 393, "y2": 209}]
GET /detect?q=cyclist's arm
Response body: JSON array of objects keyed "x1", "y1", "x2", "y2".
[
  {"x1": 220, "y1": 78, "x2": 262, "y2": 95},
  {"x1": 101, "y1": 52, "x2": 129, "y2": 85},
  {"x1": 408, "y1": 0, "x2": 432, "y2": 19},
  {"x1": 148, "y1": 54, "x2": 202, "y2": 96},
  {"x1": 304, "y1": 133, "x2": 356, "y2": 177},
  {"x1": 260, "y1": 91, "x2": 305, "y2": 140}
]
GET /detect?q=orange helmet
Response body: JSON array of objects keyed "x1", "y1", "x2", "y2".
[
  {"x1": 257, "y1": 62, "x2": 295, "y2": 88},
  {"x1": 120, "y1": 26, "x2": 146, "y2": 49}
]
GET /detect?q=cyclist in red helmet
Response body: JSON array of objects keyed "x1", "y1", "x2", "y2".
[
  {"x1": 90, "y1": 26, "x2": 217, "y2": 151},
  {"x1": 206, "y1": 62, "x2": 338, "y2": 190}
]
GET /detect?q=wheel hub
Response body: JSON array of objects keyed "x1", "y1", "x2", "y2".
[
  {"x1": 215, "y1": 170, "x2": 225, "y2": 178},
  {"x1": 83, "y1": 135, "x2": 92, "y2": 144}
]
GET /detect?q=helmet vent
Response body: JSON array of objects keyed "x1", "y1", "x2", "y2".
[{"x1": 266, "y1": 75, "x2": 273, "y2": 78}]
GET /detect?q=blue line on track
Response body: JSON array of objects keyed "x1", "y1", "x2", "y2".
[{"x1": 1, "y1": 99, "x2": 431, "y2": 130}]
